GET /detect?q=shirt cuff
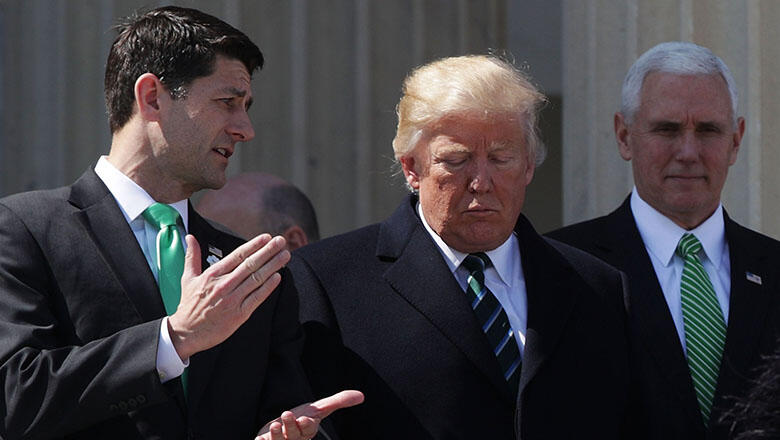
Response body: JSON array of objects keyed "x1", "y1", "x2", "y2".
[{"x1": 156, "y1": 316, "x2": 189, "y2": 383}]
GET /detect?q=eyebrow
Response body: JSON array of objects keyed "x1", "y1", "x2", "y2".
[{"x1": 223, "y1": 86, "x2": 253, "y2": 110}]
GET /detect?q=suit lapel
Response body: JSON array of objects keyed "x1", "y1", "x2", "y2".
[
  {"x1": 379, "y1": 196, "x2": 513, "y2": 402},
  {"x1": 602, "y1": 199, "x2": 701, "y2": 425},
  {"x1": 69, "y1": 169, "x2": 165, "y2": 323},
  {"x1": 515, "y1": 215, "x2": 577, "y2": 394},
  {"x1": 711, "y1": 214, "x2": 774, "y2": 420},
  {"x1": 69, "y1": 169, "x2": 189, "y2": 413},
  {"x1": 184, "y1": 205, "x2": 230, "y2": 413}
]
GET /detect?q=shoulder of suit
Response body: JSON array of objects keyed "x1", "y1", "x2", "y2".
[
  {"x1": 0, "y1": 185, "x2": 73, "y2": 226},
  {"x1": 293, "y1": 222, "x2": 382, "y2": 262},
  {"x1": 545, "y1": 236, "x2": 618, "y2": 274},
  {"x1": 726, "y1": 217, "x2": 780, "y2": 252},
  {"x1": 545, "y1": 212, "x2": 614, "y2": 247}
]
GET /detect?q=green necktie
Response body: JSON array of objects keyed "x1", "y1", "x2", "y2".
[
  {"x1": 677, "y1": 233, "x2": 726, "y2": 424},
  {"x1": 143, "y1": 203, "x2": 184, "y2": 315},
  {"x1": 142, "y1": 203, "x2": 187, "y2": 393}
]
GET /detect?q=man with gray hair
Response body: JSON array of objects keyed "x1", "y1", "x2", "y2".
[
  {"x1": 291, "y1": 54, "x2": 632, "y2": 439},
  {"x1": 549, "y1": 41, "x2": 780, "y2": 439}
]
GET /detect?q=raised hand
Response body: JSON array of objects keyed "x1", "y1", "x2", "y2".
[{"x1": 168, "y1": 233, "x2": 290, "y2": 360}]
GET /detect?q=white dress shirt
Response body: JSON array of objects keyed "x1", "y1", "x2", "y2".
[
  {"x1": 630, "y1": 189, "x2": 731, "y2": 353},
  {"x1": 418, "y1": 204, "x2": 527, "y2": 357},
  {"x1": 94, "y1": 156, "x2": 189, "y2": 382}
]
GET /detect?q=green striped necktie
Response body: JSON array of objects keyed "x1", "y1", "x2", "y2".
[
  {"x1": 143, "y1": 202, "x2": 187, "y2": 394},
  {"x1": 677, "y1": 233, "x2": 726, "y2": 424}
]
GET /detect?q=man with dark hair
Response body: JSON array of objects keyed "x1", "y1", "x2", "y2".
[
  {"x1": 0, "y1": 6, "x2": 359, "y2": 440},
  {"x1": 197, "y1": 172, "x2": 320, "y2": 250},
  {"x1": 548, "y1": 42, "x2": 780, "y2": 440}
]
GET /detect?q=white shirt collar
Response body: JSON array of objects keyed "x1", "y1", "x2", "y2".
[
  {"x1": 630, "y1": 188, "x2": 725, "y2": 268},
  {"x1": 417, "y1": 203, "x2": 517, "y2": 287},
  {"x1": 94, "y1": 156, "x2": 189, "y2": 231}
]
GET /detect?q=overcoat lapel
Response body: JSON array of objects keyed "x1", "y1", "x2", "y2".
[
  {"x1": 379, "y1": 196, "x2": 513, "y2": 402},
  {"x1": 514, "y1": 215, "x2": 577, "y2": 395},
  {"x1": 603, "y1": 200, "x2": 701, "y2": 426}
]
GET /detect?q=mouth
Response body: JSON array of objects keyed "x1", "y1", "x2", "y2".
[
  {"x1": 464, "y1": 206, "x2": 498, "y2": 216},
  {"x1": 213, "y1": 147, "x2": 233, "y2": 159},
  {"x1": 667, "y1": 175, "x2": 705, "y2": 181}
]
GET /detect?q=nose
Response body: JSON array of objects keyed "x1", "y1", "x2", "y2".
[
  {"x1": 675, "y1": 130, "x2": 699, "y2": 162},
  {"x1": 228, "y1": 110, "x2": 255, "y2": 142},
  {"x1": 468, "y1": 160, "x2": 493, "y2": 193}
]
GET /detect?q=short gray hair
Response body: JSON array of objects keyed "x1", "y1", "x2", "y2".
[{"x1": 621, "y1": 41, "x2": 738, "y2": 126}]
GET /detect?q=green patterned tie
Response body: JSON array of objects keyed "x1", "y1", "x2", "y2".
[
  {"x1": 143, "y1": 203, "x2": 187, "y2": 393},
  {"x1": 677, "y1": 233, "x2": 726, "y2": 424}
]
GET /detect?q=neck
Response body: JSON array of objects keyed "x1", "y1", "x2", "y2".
[{"x1": 107, "y1": 128, "x2": 193, "y2": 203}]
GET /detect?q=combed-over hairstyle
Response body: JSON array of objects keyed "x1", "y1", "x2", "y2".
[{"x1": 392, "y1": 55, "x2": 547, "y2": 166}]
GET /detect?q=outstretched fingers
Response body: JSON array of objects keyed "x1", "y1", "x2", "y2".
[{"x1": 307, "y1": 390, "x2": 365, "y2": 419}]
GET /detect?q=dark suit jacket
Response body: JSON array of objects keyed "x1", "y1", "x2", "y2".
[
  {"x1": 547, "y1": 197, "x2": 780, "y2": 440},
  {"x1": 291, "y1": 194, "x2": 630, "y2": 439},
  {"x1": 0, "y1": 169, "x2": 311, "y2": 439}
]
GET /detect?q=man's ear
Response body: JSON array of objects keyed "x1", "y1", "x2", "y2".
[
  {"x1": 615, "y1": 112, "x2": 633, "y2": 161},
  {"x1": 400, "y1": 155, "x2": 421, "y2": 190},
  {"x1": 134, "y1": 73, "x2": 165, "y2": 122},
  {"x1": 282, "y1": 225, "x2": 308, "y2": 251},
  {"x1": 728, "y1": 116, "x2": 746, "y2": 166}
]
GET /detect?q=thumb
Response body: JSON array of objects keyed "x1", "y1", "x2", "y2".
[{"x1": 184, "y1": 234, "x2": 203, "y2": 277}]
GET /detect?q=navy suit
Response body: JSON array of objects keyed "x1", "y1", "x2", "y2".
[
  {"x1": 291, "y1": 195, "x2": 631, "y2": 439},
  {"x1": 0, "y1": 169, "x2": 311, "y2": 439},
  {"x1": 547, "y1": 197, "x2": 780, "y2": 440}
]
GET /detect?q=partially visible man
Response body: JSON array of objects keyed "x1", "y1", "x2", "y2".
[
  {"x1": 0, "y1": 6, "x2": 359, "y2": 440},
  {"x1": 548, "y1": 41, "x2": 780, "y2": 440},
  {"x1": 291, "y1": 55, "x2": 631, "y2": 439},
  {"x1": 197, "y1": 172, "x2": 320, "y2": 250}
]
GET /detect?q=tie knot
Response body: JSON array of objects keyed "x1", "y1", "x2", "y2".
[
  {"x1": 143, "y1": 203, "x2": 181, "y2": 229},
  {"x1": 677, "y1": 233, "x2": 703, "y2": 259},
  {"x1": 462, "y1": 252, "x2": 492, "y2": 274}
]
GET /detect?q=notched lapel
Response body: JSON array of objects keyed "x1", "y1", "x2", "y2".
[
  {"x1": 184, "y1": 207, "x2": 229, "y2": 412},
  {"x1": 608, "y1": 202, "x2": 701, "y2": 425},
  {"x1": 69, "y1": 172, "x2": 165, "y2": 325},
  {"x1": 713, "y1": 217, "x2": 775, "y2": 413},
  {"x1": 516, "y1": 217, "x2": 577, "y2": 394},
  {"x1": 381, "y1": 217, "x2": 513, "y2": 401}
]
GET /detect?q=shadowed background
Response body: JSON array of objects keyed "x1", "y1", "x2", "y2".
[{"x1": 2, "y1": 0, "x2": 778, "y2": 239}]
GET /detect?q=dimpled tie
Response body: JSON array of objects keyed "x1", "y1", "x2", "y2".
[
  {"x1": 677, "y1": 233, "x2": 726, "y2": 424},
  {"x1": 461, "y1": 253, "x2": 521, "y2": 395},
  {"x1": 143, "y1": 203, "x2": 187, "y2": 395},
  {"x1": 143, "y1": 203, "x2": 185, "y2": 316}
]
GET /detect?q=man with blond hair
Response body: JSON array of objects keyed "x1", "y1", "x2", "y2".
[{"x1": 291, "y1": 55, "x2": 631, "y2": 439}]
